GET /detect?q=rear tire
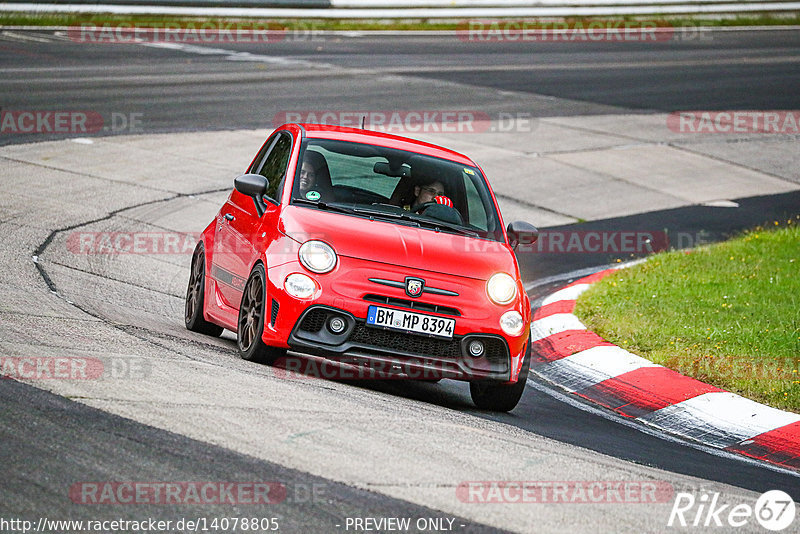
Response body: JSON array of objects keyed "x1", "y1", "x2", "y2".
[
  {"x1": 237, "y1": 264, "x2": 285, "y2": 364},
  {"x1": 185, "y1": 243, "x2": 224, "y2": 337},
  {"x1": 469, "y1": 338, "x2": 531, "y2": 412}
]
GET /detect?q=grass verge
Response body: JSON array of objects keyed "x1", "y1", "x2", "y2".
[
  {"x1": 0, "y1": 13, "x2": 799, "y2": 30},
  {"x1": 574, "y1": 218, "x2": 800, "y2": 413}
]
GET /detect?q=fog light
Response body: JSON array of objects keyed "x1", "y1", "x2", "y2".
[
  {"x1": 328, "y1": 316, "x2": 347, "y2": 334},
  {"x1": 468, "y1": 340, "x2": 485, "y2": 358},
  {"x1": 500, "y1": 311, "x2": 524, "y2": 337},
  {"x1": 284, "y1": 273, "x2": 316, "y2": 299}
]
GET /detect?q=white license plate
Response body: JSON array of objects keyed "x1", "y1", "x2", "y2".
[{"x1": 366, "y1": 306, "x2": 455, "y2": 339}]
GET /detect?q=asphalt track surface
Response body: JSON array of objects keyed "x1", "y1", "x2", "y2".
[
  {"x1": 2, "y1": 28, "x2": 800, "y2": 533},
  {"x1": 2, "y1": 28, "x2": 800, "y2": 145}
]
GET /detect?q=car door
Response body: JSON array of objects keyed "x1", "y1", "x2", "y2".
[{"x1": 212, "y1": 131, "x2": 293, "y2": 311}]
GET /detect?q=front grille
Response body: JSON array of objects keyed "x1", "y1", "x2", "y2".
[
  {"x1": 298, "y1": 308, "x2": 327, "y2": 333},
  {"x1": 293, "y1": 306, "x2": 510, "y2": 373},
  {"x1": 363, "y1": 294, "x2": 460, "y2": 317},
  {"x1": 471, "y1": 336, "x2": 510, "y2": 366},
  {"x1": 349, "y1": 323, "x2": 462, "y2": 359}
]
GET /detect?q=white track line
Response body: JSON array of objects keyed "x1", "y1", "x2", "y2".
[
  {"x1": 540, "y1": 345, "x2": 661, "y2": 392},
  {"x1": 530, "y1": 313, "x2": 586, "y2": 342},
  {"x1": 541, "y1": 283, "x2": 592, "y2": 305},
  {"x1": 525, "y1": 377, "x2": 800, "y2": 478},
  {"x1": 639, "y1": 392, "x2": 800, "y2": 448}
]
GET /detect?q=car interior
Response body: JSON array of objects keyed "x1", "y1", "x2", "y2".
[{"x1": 290, "y1": 139, "x2": 502, "y2": 240}]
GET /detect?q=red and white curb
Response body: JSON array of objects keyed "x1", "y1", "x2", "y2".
[{"x1": 529, "y1": 268, "x2": 800, "y2": 472}]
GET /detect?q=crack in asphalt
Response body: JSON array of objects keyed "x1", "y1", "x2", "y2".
[
  {"x1": 29, "y1": 186, "x2": 241, "y2": 372},
  {"x1": 0, "y1": 310, "x2": 101, "y2": 321},
  {"x1": 31, "y1": 186, "x2": 229, "y2": 290},
  {"x1": 48, "y1": 259, "x2": 184, "y2": 299}
]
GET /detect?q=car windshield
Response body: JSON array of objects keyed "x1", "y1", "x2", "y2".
[{"x1": 290, "y1": 138, "x2": 504, "y2": 242}]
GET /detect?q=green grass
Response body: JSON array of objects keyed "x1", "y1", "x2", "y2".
[
  {"x1": 1, "y1": 13, "x2": 799, "y2": 30},
  {"x1": 574, "y1": 218, "x2": 800, "y2": 412}
]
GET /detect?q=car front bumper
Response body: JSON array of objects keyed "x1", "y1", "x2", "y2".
[
  {"x1": 260, "y1": 256, "x2": 530, "y2": 383},
  {"x1": 286, "y1": 305, "x2": 513, "y2": 381}
]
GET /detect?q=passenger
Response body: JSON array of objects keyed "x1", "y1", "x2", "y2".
[
  {"x1": 297, "y1": 150, "x2": 332, "y2": 201},
  {"x1": 298, "y1": 159, "x2": 319, "y2": 198}
]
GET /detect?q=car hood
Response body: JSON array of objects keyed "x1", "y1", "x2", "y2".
[{"x1": 280, "y1": 206, "x2": 516, "y2": 280}]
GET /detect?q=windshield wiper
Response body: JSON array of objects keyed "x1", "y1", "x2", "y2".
[
  {"x1": 363, "y1": 204, "x2": 479, "y2": 236},
  {"x1": 293, "y1": 198, "x2": 476, "y2": 236},
  {"x1": 294, "y1": 199, "x2": 421, "y2": 226},
  {"x1": 352, "y1": 206, "x2": 411, "y2": 220},
  {"x1": 411, "y1": 217, "x2": 480, "y2": 237},
  {"x1": 293, "y1": 198, "x2": 358, "y2": 215},
  {"x1": 351, "y1": 207, "x2": 425, "y2": 228}
]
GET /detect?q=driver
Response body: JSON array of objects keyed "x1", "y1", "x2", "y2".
[{"x1": 403, "y1": 179, "x2": 449, "y2": 211}]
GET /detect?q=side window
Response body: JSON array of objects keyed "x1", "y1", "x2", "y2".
[
  {"x1": 463, "y1": 176, "x2": 488, "y2": 230},
  {"x1": 253, "y1": 132, "x2": 293, "y2": 202}
]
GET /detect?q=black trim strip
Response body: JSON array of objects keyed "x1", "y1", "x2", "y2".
[
  {"x1": 211, "y1": 263, "x2": 246, "y2": 292},
  {"x1": 368, "y1": 278, "x2": 459, "y2": 297},
  {"x1": 368, "y1": 278, "x2": 404, "y2": 289},
  {"x1": 424, "y1": 286, "x2": 460, "y2": 297}
]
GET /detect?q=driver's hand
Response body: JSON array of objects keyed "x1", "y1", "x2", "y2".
[{"x1": 433, "y1": 195, "x2": 453, "y2": 208}]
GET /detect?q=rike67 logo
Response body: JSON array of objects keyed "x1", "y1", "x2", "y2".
[{"x1": 668, "y1": 490, "x2": 795, "y2": 531}]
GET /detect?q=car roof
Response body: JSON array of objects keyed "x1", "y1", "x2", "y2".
[{"x1": 293, "y1": 123, "x2": 476, "y2": 166}]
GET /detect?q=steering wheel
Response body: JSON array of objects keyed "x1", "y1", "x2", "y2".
[{"x1": 411, "y1": 201, "x2": 438, "y2": 214}]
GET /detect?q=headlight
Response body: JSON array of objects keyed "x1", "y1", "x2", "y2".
[
  {"x1": 487, "y1": 272, "x2": 517, "y2": 305},
  {"x1": 298, "y1": 240, "x2": 337, "y2": 274},
  {"x1": 284, "y1": 273, "x2": 317, "y2": 299},
  {"x1": 500, "y1": 311, "x2": 524, "y2": 337}
]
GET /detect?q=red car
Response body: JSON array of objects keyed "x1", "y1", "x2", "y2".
[{"x1": 185, "y1": 123, "x2": 539, "y2": 411}]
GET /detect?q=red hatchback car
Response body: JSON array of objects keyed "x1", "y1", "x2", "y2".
[{"x1": 185, "y1": 123, "x2": 539, "y2": 411}]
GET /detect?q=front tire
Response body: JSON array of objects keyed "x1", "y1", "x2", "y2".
[
  {"x1": 185, "y1": 243, "x2": 224, "y2": 337},
  {"x1": 469, "y1": 338, "x2": 531, "y2": 412},
  {"x1": 237, "y1": 264, "x2": 285, "y2": 364}
]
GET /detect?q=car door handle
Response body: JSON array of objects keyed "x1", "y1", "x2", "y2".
[{"x1": 223, "y1": 213, "x2": 235, "y2": 221}]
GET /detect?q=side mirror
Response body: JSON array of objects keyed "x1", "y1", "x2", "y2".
[
  {"x1": 506, "y1": 221, "x2": 539, "y2": 250},
  {"x1": 234, "y1": 173, "x2": 269, "y2": 197},
  {"x1": 234, "y1": 173, "x2": 270, "y2": 217}
]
